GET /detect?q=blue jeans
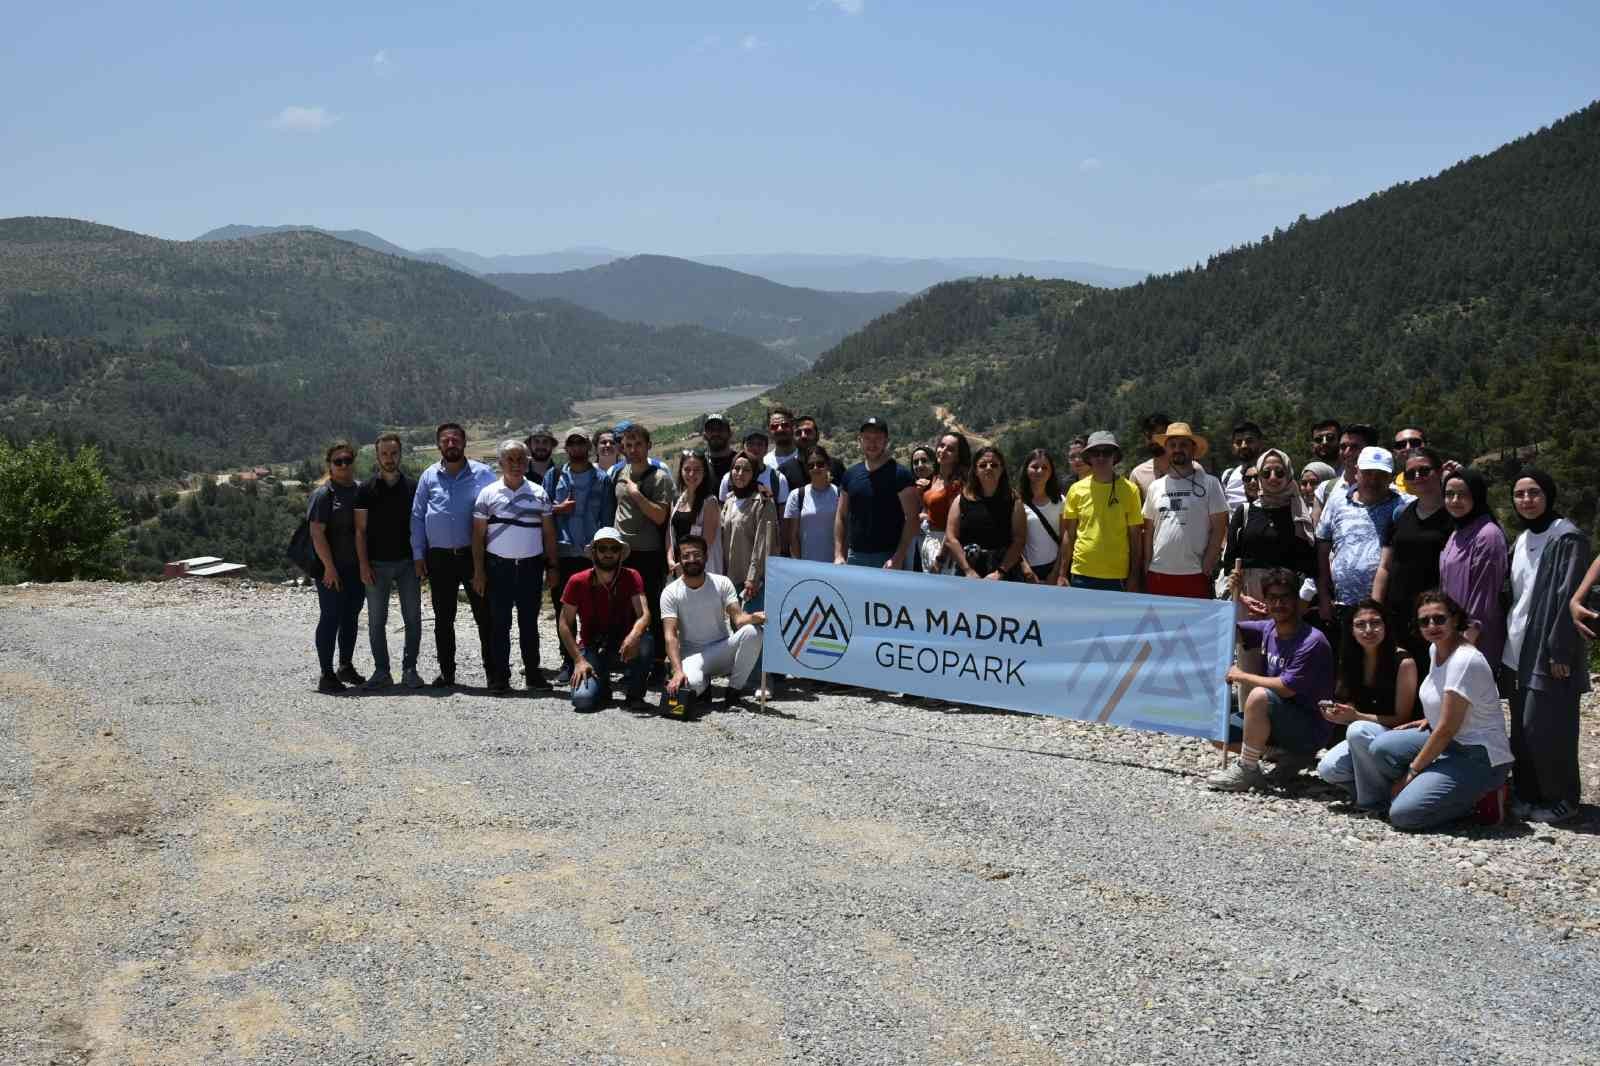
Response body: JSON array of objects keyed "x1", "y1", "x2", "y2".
[
  {"x1": 486, "y1": 554, "x2": 546, "y2": 685},
  {"x1": 571, "y1": 632, "x2": 656, "y2": 711},
  {"x1": 1069, "y1": 574, "x2": 1125, "y2": 592},
  {"x1": 1316, "y1": 720, "x2": 1385, "y2": 795},
  {"x1": 846, "y1": 549, "x2": 894, "y2": 568},
  {"x1": 1226, "y1": 689, "x2": 1329, "y2": 754},
  {"x1": 315, "y1": 562, "x2": 365, "y2": 674},
  {"x1": 1348, "y1": 725, "x2": 1508, "y2": 831},
  {"x1": 365, "y1": 558, "x2": 421, "y2": 674}
]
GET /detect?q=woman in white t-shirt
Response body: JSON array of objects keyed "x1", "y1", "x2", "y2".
[
  {"x1": 1347, "y1": 590, "x2": 1513, "y2": 830},
  {"x1": 1018, "y1": 448, "x2": 1062, "y2": 584},
  {"x1": 783, "y1": 446, "x2": 841, "y2": 564}
]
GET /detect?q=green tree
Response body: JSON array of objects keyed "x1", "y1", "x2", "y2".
[{"x1": 0, "y1": 438, "x2": 128, "y2": 581}]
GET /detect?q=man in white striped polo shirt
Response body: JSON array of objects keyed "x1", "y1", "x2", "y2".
[{"x1": 472, "y1": 439, "x2": 560, "y2": 695}]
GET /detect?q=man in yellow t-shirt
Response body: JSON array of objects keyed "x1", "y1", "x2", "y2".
[{"x1": 1056, "y1": 431, "x2": 1145, "y2": 592}]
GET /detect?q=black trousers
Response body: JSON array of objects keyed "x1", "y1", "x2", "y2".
[
  {"x1": 548, "y1": 555, "x2": 590, "y2": 668},
  {"x1": 630, "y1": 548, "x2": 668, "y2": 669},
  {"x1": 425, "y1": 547, "x2": 491, "y2": 680},
  {"x1": 487, "y1": 554, "x2": 546, "y2": 685}
]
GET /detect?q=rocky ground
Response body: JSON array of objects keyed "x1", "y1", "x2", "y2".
[{"x1": 3, "y1": 579, "x2": 1598, "y2": 1065}]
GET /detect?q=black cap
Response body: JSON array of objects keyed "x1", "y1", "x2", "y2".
[
  {"x1": 859, "y1": 416, "x2": 889, "y2": 434},
  {"x1": 703, "y1": 413, "x2": 729, "y2": 429}
]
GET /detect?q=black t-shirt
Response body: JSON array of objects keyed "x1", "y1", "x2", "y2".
[
  {"x1": 1381, "y1": 501, "x2": 1452, "y2": 617},
  {"x1": 1230, "y1": 503, "x2": 1317, "y2": 575},
  {"x1": 958, "y1": 492, "x2": 1015, "y2": 552},
  {"x1": 842, "y1": 460, "x2": 915, "y2": 554},
  {"x1": 307, "y1": 481, "x2": 361, "y2": 569},
  {"x1": 707, "y1": 451, "x2": 736, "y2": 486},
  {"x1": 355, "y1": 473, "x2": 417, "y2": 563}
]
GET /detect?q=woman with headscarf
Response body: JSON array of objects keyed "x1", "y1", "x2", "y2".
[
  {"x1": 1438, "y1": 468, "x2": 1510, "y2": 672},
  {"x1": 1372, "y1": 446, "x2": 1452, "y2": 680},
  {"x1": 1298, "y1": 461, "x2": 1336, "y2": 510},
  {"x1": 1503, "y1": 469, "x2": 1591, "y2": 823},
  {"x1": 1226, "y1": 449, "x2": 1317, "y2": 600}
]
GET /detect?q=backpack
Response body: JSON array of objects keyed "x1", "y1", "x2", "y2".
[{"x1": 287, "y1": 519, "x2": 324, "y2": 578}]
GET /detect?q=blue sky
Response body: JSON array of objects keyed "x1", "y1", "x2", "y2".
[{"x1": 3, "y1": 1, "x2": 1596, "y2": 271}]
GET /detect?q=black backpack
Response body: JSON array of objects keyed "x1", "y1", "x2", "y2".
[{"x1": 286, "y1": 519, "x2": 324, "y2": 579}]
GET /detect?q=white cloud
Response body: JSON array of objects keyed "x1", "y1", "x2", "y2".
[
  {"x1": 268, "y1": 105, "x2": 339, "y2": 133},
  {"x1": 1196, "y1": 171, "x2": 1334, "y2": 201},
  {"x1": 371, "y1": 49, "x2": 391, "y2": 77},
  {"x1": 740, "y1": 33, "x2": 766, "y2": 50},
  {"x1": 823, "y1": 0, "x2": 865, "y2": 13},
  {"x1": 1079, "y1": 157, "x2": 1103, "y2": 172}
]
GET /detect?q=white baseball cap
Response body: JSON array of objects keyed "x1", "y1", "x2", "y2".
[{"x1": 1357, "y1": 446, "x2": 1394, "y2": 474}]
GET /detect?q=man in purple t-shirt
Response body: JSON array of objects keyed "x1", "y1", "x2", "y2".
[{"x1": 1209, "y1": 567, "x2": 1335, "y2": 792}]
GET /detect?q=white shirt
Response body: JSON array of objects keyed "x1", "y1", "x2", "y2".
[
  {"x1": 719, "y1": 467, "x2": 789, "y2": 506},
  {"x1": 473, "y1": 478, "x2": 550, "y2": 559},
  {"x1": 1021, "y1": 497, "x2": 1061, "y2": 567},
  {"x1": 764, "y1": 448, "x2": 799, "y2": 472},
  {"x1": 1422, "y1": 642, "x2": 1513, "y2": 766},
  {"x1": 1505, "y1": 518, "x2": 1578, "y2": 668},
  {"x1": 1142, "y1": 470, "x2": 1228, "y2": 575},
  {"x1": 660, "y1": 573, "x2": 739, "y2": 656}
]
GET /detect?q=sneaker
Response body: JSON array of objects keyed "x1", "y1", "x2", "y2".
[
  {"x1": 317, "y1": 672, "x2": 346, "y2": 694},
  {"x1": 1527, "y1": 799, "x2": 1580, "y2": 824},
  {"x1": 525, "y1": 669, "x2": 552, "y2": 692},
  {"x1": 335, "y1": 664, "x2": 366, "y2": 686},
  {"x1": 430, "y1": 672, "x2": 456, "y2": 688},
  {"x1": 363, "y1": 670, "x2": 394, "y2": 691},
  {"x1": 554, "y1": 664, "x2": 574, "y2": 688},
  {"x1": 622, "y1": 695, "x2": 652, "y2": 713},
  {"x1": 1266, "y1": 751, "x2": 1317, "y2": 785},
  {"x1": 1206, "y1": 760, "x2": 1269, "y2": 792},
  {"x1": 401, "y1": 668, "x2": 425, "y2": 689},
  {"x1": 486, "y1": 678, "x2": 511, "y2": 696}
]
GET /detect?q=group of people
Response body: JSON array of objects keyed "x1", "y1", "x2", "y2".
[{"x1": 304, "y1": 408, "x2": 1599, "y2": 830}]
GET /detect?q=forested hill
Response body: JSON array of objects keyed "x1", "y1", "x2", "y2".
[
  {"x1": 762, "y1": 100, "x2": 1600, "y2": 523},
  {"x1": 0, "y1": 219, "x2": 800, "y2": 478},
  {"x1": 486, "y1": 255, "x2": 909, "y2": 360}
]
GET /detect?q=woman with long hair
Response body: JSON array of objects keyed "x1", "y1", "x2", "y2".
[
  {"x1": 1504, "y1": 469, "x2": 1591, "y2": 823},
  {"x1": 668, "y1": 448, "x2": 723, "y2": 577},
  {"x1": 1018, "y1": 448, "x2": 1062, "y2": 584},
  {"x1": 920, "y1": 431, "x2": 971, "y2": 573},
  {"x1": 1372, "y1": 446, "x2": 1452, "y2": 680},
  {"x1": 1314, "y1": 599, "x2": 1419, "y2": 795},
  {"x1": 308, "y1": 440, "x2": 367, "y2": 693},
  {"x1": 945, "y1": 445, "x2": 1026, "y2": 580},
  {"x1": 1438, "y1": 468, "x2": 1510, "y2": 670},
  {"x1": 1347, "y1": 590, "x2": 1513, "y2": 830},
  {"x1": 907, "y1": 444, "x2": 937, "y2": 572}
]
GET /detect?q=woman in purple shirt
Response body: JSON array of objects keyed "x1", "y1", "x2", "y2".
[{"x1": 1438, "y1": 468, "x2": 1509, "y2": 672}]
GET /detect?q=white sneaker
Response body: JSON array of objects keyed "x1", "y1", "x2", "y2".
[{"x1": 1206, "y1": 761, "x2": 1268, "y2": 792}]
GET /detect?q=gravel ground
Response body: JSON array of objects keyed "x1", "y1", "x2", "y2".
[{"x1": 3, "y1": 579, "x2": 1599, "y2": 1065}]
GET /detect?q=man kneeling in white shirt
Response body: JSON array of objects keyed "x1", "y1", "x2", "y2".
[{"x1": 661, "y1": 534, "x2": 765, "y2": 714}]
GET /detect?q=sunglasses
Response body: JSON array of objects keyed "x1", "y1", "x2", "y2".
[
  {"x1": 1259, "y1": 468, "x2": 1288, "y2": 480},
  {"x1": 1312, "y1": 433, "x2": 1337, "y2": 444},
  {"x1": 1417, "y1": 613, "x2": 1451, "y2": 629},
  {"x1": 1085, "y1": 449, "x2": 1116, "y2": 460},
  {"x1": 330, "y1": 456, "x2": 354, "y2": 467},
  {"x1": 1393, "y1": 438, "x2": 1423, "y2": 450},
  {"x1": 593, "y1": 545, "x2": 623, "y2": 555},
  {"x1": 1242, "y1": 473, "x2": 1260, "y2": 483},
  {"x1": 975, "y1": 461, "x2": 1002, "y2": 470},
  {"x1": 1407, "y1": 465, "x2": 1435, "y2": 478}
]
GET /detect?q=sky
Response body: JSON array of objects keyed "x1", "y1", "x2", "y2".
[{"x1": 3, "y1": 1, "x2": 1597, "y2": 272}]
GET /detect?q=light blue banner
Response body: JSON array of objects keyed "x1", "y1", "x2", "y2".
[{"x1": 766, "y1": 558, "x2": 1233, "y2": 740}]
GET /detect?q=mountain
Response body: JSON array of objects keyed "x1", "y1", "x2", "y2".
[
  {"x1": 485, "y1": 255, "x2": 910, "y2": 359},
  {"x1": 691, "y1": 254, "x2": 1149, "y2": 292},
  {"x1": 420, "y1": 247, "x2": 622, "y2": 275},
  {"x1": 194, "y1": 223, "x2": 444, "y2": 263},
  {"x1": 0, "y1": 219, "x2": 798, "y2": 478},
  {"x1": 755, "y1": 101, "x2": 1600, "y2": 526}
]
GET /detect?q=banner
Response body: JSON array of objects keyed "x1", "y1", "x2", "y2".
[{"x1": 765, "y1": 558, "x2": 1233, "y2": 740}]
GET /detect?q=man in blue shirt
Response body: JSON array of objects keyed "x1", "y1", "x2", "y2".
[
  {"x1": 411, "y1": 422, "x2": 497, "y2": 686},
  {"x1": 543, "y1": 427, "x2": 609, "y2": 686}
]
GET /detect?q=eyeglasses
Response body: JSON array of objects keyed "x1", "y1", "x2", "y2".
[
  {"x1": 330, "y1": 456, "x2": 354, "y2": 467},
  {"x1": 975, "y1": 461, "x2": 1002, "y2": 470},
  {"x1": 1259, "y1": 468, "x2": 1288, "y2": 480},
  {"x1": 1407, "y1": 465, "x2": 1435, "y2": 478},
  {"x1": 1338, "y1": 441, "x2": 1361, "y2": 452},
  {"x1": 1417, "y1": 613, "x2": 1451, "y2": 629},
  {"x1": 1393, "y1": 437, "x2": 1423, "y2": 450},
  {"x1": 1352, "y1": 620, "x2": 1385, "y2": 632},
  {"x1": 1085, "y1": 449, "x2": 1116, "y2": 460},
  {"x1": 1242, "y1": 474, "x2": 1260, "y2": 483},
  {"x1": 1512, "y1": 488, "x2": 1545, "y2": 500},
  {"x1": 1312, "y1": 433, "x2": 1337, "y2": 444},
  {"x1": 1443, "y1": 490, "x2": 1469, "y2": 500},
  {"x1": 807, "y1": 461, "x2": 831, "y2": 470}
]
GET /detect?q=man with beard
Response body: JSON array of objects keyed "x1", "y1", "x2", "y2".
[
  {"x1": 783, "y1": 415, "x2": 846, "y2": 489},
  {"x1": 545, "y1": 427, "x2": 608, "y2": 686},
  {"x1": 701, "y1": 413, "x2": 736, "y2": 485},
  {"x1": 1309, "y1": 419, "x2": 1342, "y2": 470},
  {"x1": 833, "y1": 416, "x2": 920, "y2": 569},
  {"x1": 356, "y1": 432, "x2": 422, "y2": 689},
  {"x1": 1128, "y1": 412, "x2": 1173, "y2": 497},
  {"x1": 661, "y1": 535, "x2": 765, "y2": 713},
  {"x1": 411, "y1": 422, "x2": 497, "y2": 686},
  {"x1": 1313, "y1": 423, "x2": 1378, "y2": 521},
  {"x1": 613, "y1": 422, "x2": 675, "y2": 679},
  {"x1": 1142, "y1": 421, "x2": 1229, "y2": 599},
  {"x1": 763, "y1": 407, "x2": 800, "y2": 475},
  {"x1": 524, "y1": 425, "x2": 558, "y2": 485},
  {"x1": 1220, "y1": 420, "x2": 1264, "y2": 512},
  {"x1": 559, "y1": 527, "x2": 652, "y2": 712}
]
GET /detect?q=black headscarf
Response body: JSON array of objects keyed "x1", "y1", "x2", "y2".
[
  {"x1": 1445, "y1": 467, "x2": 1496, "y2": 530},
  {"x1": 1512, "y1": 467, "x2": 1562, "y2": 534}
]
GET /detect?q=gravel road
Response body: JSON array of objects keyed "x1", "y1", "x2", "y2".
[{"x1": 4, "y1": 579, "x2": 1599, "y2": 1065}]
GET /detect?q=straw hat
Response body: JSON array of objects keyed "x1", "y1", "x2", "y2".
[{"x1": 1152, "y1": 421, "x2": 1210, "y2": 459}]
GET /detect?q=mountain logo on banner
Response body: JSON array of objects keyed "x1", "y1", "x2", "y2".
[
  {"x1": 1064, "y1": 606, "x2": 1216, "y2": 724},
  {"x1": 780, "y1": 578, "x2": 853, "y2": 671}
]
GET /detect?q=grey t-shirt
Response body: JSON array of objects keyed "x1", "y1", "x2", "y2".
[
  {"x1": 784, "y1": 482, "x2": 840, "y2": 563},
  {"x1": 659, "y1": 573, "x2": 738, "y2": 655},
  {"x1": 613, "y1": 463, "x2": 676, "y2": 552}
]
